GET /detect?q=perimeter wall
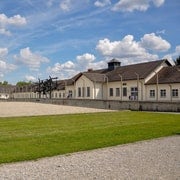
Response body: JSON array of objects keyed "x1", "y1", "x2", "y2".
[{"x1": 2, "y1": 98, "x2": 180, "y2": 112}]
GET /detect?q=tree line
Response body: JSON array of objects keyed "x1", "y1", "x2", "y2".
[{"x1": 0, "y1": 81, "x2": 32, "y2": 86}]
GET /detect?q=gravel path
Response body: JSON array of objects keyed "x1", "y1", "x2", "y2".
[
  {"x1": 0, "y1": 136, "x2": 179, "y2": 180},
  {"x1": 0, "y1": 102, "x2": 113, "y2": 117}
]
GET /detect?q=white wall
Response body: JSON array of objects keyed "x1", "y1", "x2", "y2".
[
  {"x1": 66, "y1": 85, "x2": 75, "y2": 98},
  {"x1": 75, "y1": 75, "x2": 102, "y2": 99},
  {"x1": 0, "y1": 93, "x2": 9, "y2": 99},
  {"x1": 13, "y1": 92, "x2": 39, "y2": 99},
  {"x1": 52, "y1": 90, "x2": 66, "y2": 99},
  {"x1": 106, "y1": 80, "x2": 144, "y2": 101},
  {"x1": 146, "y1": 83, "x2": 180, "y2": 101},
  {"x1": 93, "y1": 82, "x2": 103, "y2": 99}
]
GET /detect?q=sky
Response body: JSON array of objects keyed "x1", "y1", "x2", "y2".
[{"x1": 0, "y1": 0, "x2": 179, "y2": 84}]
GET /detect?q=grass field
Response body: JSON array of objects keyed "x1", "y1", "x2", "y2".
[{"x1": 0, "y1": 111, "x2": 179, "y2": 164}]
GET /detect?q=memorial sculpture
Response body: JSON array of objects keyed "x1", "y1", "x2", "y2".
[{"x1": 33, "y1": 76, "x2": 58, "y2": 99}]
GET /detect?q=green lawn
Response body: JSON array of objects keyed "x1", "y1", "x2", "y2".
[{"x1": 0, "y1": 111, "x2": 179, "y2": 164}]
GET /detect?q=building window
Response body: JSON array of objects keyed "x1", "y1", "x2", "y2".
[
  {"x1": 109, "y1": 88, "x2": 113, "y2": 97},
  {"x1": 87, "y1": 87, "x2": 90, "y2": 97},
  {"x1": 172, "y1": 89, "x2": 178, "y2": 97},
  {"x1": 82, "y1": 87, "x2": 85, "y2": 97},
  {"x1": 116, "y1": 88, "x2": 120, "y2": 96},
  {"x1": 123, "y1": 87, "x2": 127, "y2": 97},
  {"x1": 160, "y1": 89, "x2": 166, "y2": 98},
  {"x1": 78, "y1": 87, "x2": 81, "y2": 97},
  {"x1": 150, "y1": 90, "x2": 155, "y2": 98},
  {"x1": 68, "y1": 90, "x2": 72, "y2": 98},
  {"x1": 130, "y1": 87, "x2": 138, "y2": 100},
  {"x1": 59, "y1": 93, "x2": 61, "y2": 98}
]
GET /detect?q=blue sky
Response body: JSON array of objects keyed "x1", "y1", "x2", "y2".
[{"x1": 0, "y1": 0, "x2": 179, "y2": 84}]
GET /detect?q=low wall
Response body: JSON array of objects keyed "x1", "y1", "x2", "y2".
[{"x1": 3, "y1": 98, "x2": 180, "y2": 112}]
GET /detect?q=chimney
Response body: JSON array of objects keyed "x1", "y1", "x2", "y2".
[
  {"x1": 108, "y1": 58, "x2": 121, "y2": 70},
  {"x1": 88, "y1": 68, "x2": 93, "y2": 72}
]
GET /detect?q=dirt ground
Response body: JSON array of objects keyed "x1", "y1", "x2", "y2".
[{"x1": 0, "y1": 102, "x2": 113, "y2": 117}]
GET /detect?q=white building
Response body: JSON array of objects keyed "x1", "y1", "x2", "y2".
[
  {"x1": 0, "y1": 85, "x2": 15, "y2": 99},
  {"x1": 11, "y1": 59, "x2": 180, "y2": 102},
  {"x1": 64, "y1": 59, "x2": 179, "y2": 102}
]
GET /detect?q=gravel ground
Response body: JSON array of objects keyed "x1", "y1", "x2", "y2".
[
  {"x1": 0, "y1": 102, "x2": 113, "y2": 117},
  {"x1": 0, "y1": 136, "x2": 179, "y2": 180}
]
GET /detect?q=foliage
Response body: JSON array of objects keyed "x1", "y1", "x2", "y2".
[
  {"x1": 16, "y1": 81, "x2": 32, "y2": 86},
  {"x1": 0, "y1": 81, "x2": 8, "y2": 85},
  {"x1": 0, "y1": 111, "x2": 179, "y2": 164}
]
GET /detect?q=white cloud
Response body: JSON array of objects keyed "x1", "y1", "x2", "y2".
[
  {"x1": 0, "y1": 28, "x2": 11, "y2": 36},
  {"x1": 156, "y1": 29, "x2": 165, "y2": 34},
  {"x1": 152, "y1": 0, "x2": 165, "y2": 7},
  {"x1": 77, "y1": 53, "x2": 96, "y2": 64},
  {"x1": 96, "y1": 35, "x2": 159, "y2": 64},
  {"x1": 140, "y1": 33, "x2": 171, "y2": 52},
  {"x1": 60, "y1": 0, "x2": 72, "y2": 12},
  {"x1": 0, "y1": 47, "x2": 16, "y2": 77},
  {"x1": 0, "y1": 48, "x2": 8, "y2": 57},
  {"x1": 76, "y1": 53, "x2": 107, "y2": 71},
  {"x1": 51, "y1": 61, "x2": 75, "y2": 72},
  {"x1": 86, "y1": 60, "x2": 107, "y2": 70},
  {"x1": 46, "y1": 0, "x2": 54, "y2": 7},
  {"x1": 112, "y1": 0, "x2": 165, "y2": 12},
  {"x1": 59, "y1": 0, "x2": 89, "y2": 12},
  {"x1": 47, "y1": 61, "x2": 77, "y2": 79},
  {"x1": 47, "y1": 33, "x2": 172, "y2": 79},
  {"x1": 0, "y1": 13, "x2": 27, "y2": 26},
  {"x1": 47, "y1": 53, "x2": 106, "y2": 79},
  {"x1": 175, "y1": 45, "x2": 180, "y2": 54},
  {"x1": 25, "y1": 75, "x2": 37, "y2": 82},
  {"x1": 14, "y1": 47, "x2": 49, "y2": 71},
  {"x1": 94, "y1": 0, "x2": 111, "y2": 7},
  {"x1": 163, "y1": 45, "x2": 180, "y2": 62},
  {"x1": 0, "y1": 13, "x2": 27, "y2": 36},
  {"x1": 8, "y1": 14, "x2": 27, "y2": 26},
  {"x1": 0, "y1": 60, "x2": 16, "y2": 78}
]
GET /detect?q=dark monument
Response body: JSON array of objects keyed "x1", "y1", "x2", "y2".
[{"x1": 33, "y1": 76, "x2": 58, "y2": 99}]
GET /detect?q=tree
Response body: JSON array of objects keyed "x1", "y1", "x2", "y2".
[
  {"x1": 3, "y1": 81, "x2": 8, "y2": 85},
  {"x1": 16, "y1": 81, "x2": 31, "y2": 87},
  {"x1": 0, "y1": 81, "x2": 8, "y2": 85},
  {"x1": 174, "y1": 56, "x2": 180, "y2": 66}
]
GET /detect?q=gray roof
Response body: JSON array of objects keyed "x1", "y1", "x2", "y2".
[
  {"x1": 73, "y1": 59, "x2": 168, "y2": 83},
  {"x1": 56, "y1": 80, "x2": 66, "y2": 90},
  {"x1": 106, "y1": 60, "x2": 167, "y2": 82},
  {"x1": 145, "y1": 66, "x2": 180, "y2": 85},
  {"x1": 83, "y1": 73, "x2": 105, "y2": 82},
  {"x1": 62, "y1": 59, "x2": 174, "y2": 86}
]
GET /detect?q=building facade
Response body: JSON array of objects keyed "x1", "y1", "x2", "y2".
[
  {"x1": 0, "y1": 85, "x2": 15, "y2": 99},
  {"x1": 61, "y1": 59, "x2": 179, "y2": 102},
  {"x1": 2, "y1": 59, "x2": 180, "y2": 102}
]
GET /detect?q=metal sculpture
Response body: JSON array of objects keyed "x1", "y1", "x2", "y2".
[{"x1": 33, "y1": 76, "x2": 58, "y2": 99}]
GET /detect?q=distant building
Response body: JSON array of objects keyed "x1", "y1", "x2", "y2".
[
  {"x1": 0, "y1": 85, "x2": 15, "y2": 99},
  {"x1": 5, "y1": 59, "x2": 180, "y2": 102}
]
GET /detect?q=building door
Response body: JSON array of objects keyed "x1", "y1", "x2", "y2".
[{"x1": 130, "y1": 87, "x2": 138, "y2": 100}]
